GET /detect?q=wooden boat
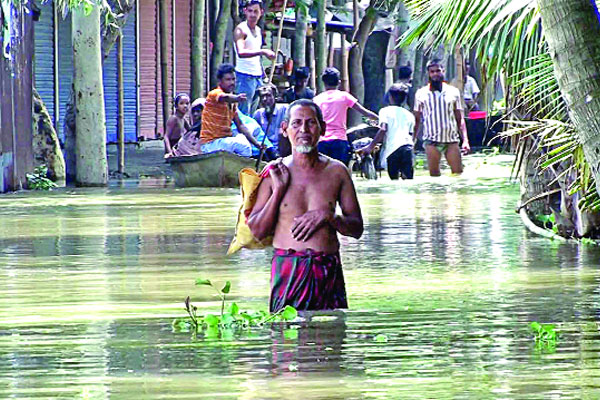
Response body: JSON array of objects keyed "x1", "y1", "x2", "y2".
[{"x1": 167, "y1": 151, "x2": 265, "y2": 188}]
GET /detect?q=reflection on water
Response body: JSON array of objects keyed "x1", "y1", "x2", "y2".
[{"x1": 1, "y1": 163, "x2": 600, "y2": 399}]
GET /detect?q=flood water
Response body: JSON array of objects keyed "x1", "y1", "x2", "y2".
[{"x1": 1, "y1": 155, "x2": 600, "y2": 399}]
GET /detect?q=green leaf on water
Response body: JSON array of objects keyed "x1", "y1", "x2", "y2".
[
  {"x1": 281, "y1": 305, "x2": 298, "y2": 321},
  {"x1": 204, "y1": 314, "x2": 219, "y2": 327},
  {"x1": 374, "y1": 334, "x2": 389, "y2": 343},
  {"x1": 283, "y1": 328, "x2": 299, "y2": 340},
  {"x1": 205, "y1": 325, "x2": 219, "y2": 339},
  {"x1": 530, "y1": 321, "x2": 541, "y2": 333},
  {"x1": 221, "y1": 281, "x2": 231, "y2": 294},
  {"x1": 229, "y1": 302, "x2": 239, "y2": 315},
  {"x1": 196, "y1": 278, "x2": 212, "y2": 286},
  {"x1": 221, "y1": 313, "x2": 235, "y2": 326}
]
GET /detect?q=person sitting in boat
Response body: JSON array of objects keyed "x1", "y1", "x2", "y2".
[
  {"x1": 200, "y1": 63, "x2": 264, "y2": 157},
  {"x1": 164, "y1": 93, "x2": 191, "y2": 158},
  {"x1": 172, "y1": 97, "x2": 205, "y2": 157},
  {"x1": 232, "y1": 109, "x2": 278, "y2": 161},
  {"x1": 253, "y1": 84, "x2": 289, "y2": 157}
]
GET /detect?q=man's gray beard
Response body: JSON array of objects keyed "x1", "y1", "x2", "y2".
[{"x1": 295, "y1": 145, "x2": 314, "y2": 154}]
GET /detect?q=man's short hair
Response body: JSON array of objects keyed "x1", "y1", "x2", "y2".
[
  {"x1": 321, "y1": 67, "x2": 340, "y2": 87},
  {"x1": 243, "y1": 0, "x2": 263, "y2": 8},
  {"x1": 283, "y1": 99, "x2": 325, "y2": 128},
  {"x1": 426, "y1": 59, "x2": 444, "y2": 70},
  {"x1": 257, "y1": 83, "x2": 277, "y2": 97},
  {"x1": 398, "y1": 66, "x2": 412, "y2": 80},
  {"x1": 216, "y1": 63, "x2": 235, "y2": 80},
  {"x1": 292, "y1": 67, "x2": 310, "y2": 82},
  {"x1": 387, "y1": 83, "x2": 408, "y2": 106}
]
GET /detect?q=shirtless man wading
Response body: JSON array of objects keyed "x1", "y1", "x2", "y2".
[{"x1": 247, "y1": 99, "x2": 364, "y2": 312}]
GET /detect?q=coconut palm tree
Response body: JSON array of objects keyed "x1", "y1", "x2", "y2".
[{"x1": 400, "y1": 0, "x2": 600, "y2": 236}]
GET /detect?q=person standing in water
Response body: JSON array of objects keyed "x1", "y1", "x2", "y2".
[{"x1": 233, "y1": 0, "x2": 276, "y2": 116}]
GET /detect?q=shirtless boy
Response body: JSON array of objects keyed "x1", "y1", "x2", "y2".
[{"x1": 247, "y1": 99, "x2": 364, "y2": 312}]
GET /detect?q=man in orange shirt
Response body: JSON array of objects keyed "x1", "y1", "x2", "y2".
[{"x1": 200, "y1": 63, "x2": 264, "y2": 156}]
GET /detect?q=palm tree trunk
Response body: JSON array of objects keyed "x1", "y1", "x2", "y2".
[
  {"x1": 158, "y1": 0, "x2": 170, "y2": 135},
  {"x1": 293, "y1": 4, "x2": 309, "y2": 67},
  {"x1": 191, "y1": 0, "x2": 205, "y2": 99},
  {"x1": 210, "y1": 0, "x2": 232, "y2": 87},
  {"x1": 314, "y1": 0, "x2": 326, "y2": 92},
  {"x1": 72, "y1": 2, "x2": 108, "y2": 185},
  {"x1": 348, "y1": 5, "x2": 377, "y2": 125},
  {"x1": 538, "y1": 0, "x2": 600, "y2": 196}
]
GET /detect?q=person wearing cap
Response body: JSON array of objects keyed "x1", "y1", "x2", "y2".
[
  {"x1": 283, "y1": 67, "x2": 314, "y2": 103},
  {"x1": 360, "y1": 84, "x2": 415, "y2": 180},
  {"x1": 164, "y1": 93, "x2": 191, "y2": 158},
  {"x1": 233, "y1": 0, "x2": 275, "y2": 116},
  {"x1": 313, "y1": 67, "x2": 378, "y2": 166},
  {"x1": 253, "y1": 84, "x2": 288, "y2": 156}
]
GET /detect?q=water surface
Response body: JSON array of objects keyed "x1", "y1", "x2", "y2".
[{"x1": 1, "y1": 155, "x2": 600, "y2": 399}]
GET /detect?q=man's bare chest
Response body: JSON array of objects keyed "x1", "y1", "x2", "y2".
[{"x1": 280, "y1": 176, "x2": 339, "y2": 215}]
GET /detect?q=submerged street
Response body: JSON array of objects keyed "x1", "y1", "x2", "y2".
[{"x1": 1, "y1": 155, "x2": 600, "y2": 399}]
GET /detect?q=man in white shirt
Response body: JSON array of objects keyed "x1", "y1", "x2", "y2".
[
  {"x1": 413, "y1": 59, "x2": 470, "y2": 176},
  {"x1": 464, "y1": 61, "x2": 480, "y2": 111},
  {"x1": 360, "y1": 83, "x2": 415, "y2": 179},
  {"x1": 233, "y1": 0, "x2": 275, "y2": 116}
]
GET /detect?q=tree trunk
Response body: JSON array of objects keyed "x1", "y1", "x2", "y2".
[
  {"x1": 293, "y1": 4, "x2": 309, "y2": 68},
  {"x1": 538, "y1": 0, "x2": 600, "y2": 197},
  {"x1": 210, "y1": 0, "x2": 232, "y2": 87},
  {"x1": 348, "y1": 5, "x2": 377, "y2": 125},
  {"x1": 191, "y1": 0, "x2": 205, "y2": 99},
  {"x1": 363, "y1": 30, "x2": 389, "y2": 112},
  {"x1": 158, "y1": 0, "x2": 170, "y2": 135},
  {"x1": 32, "y1": 89, "x2": 65, "y2": 185},
  {"x1": 314, "y1": 0, "x2": 326, "y2": 93},
  {"x1": 63, "y1": 1, "x2": 135, "y2": 183},
  {"x1": 72, "y1": 3, "x2": 108, "y2": 186}
]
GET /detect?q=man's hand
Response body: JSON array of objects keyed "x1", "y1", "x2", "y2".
[
  {"x1": 291, "y1": 209, "x2": 333, "y2": 242},
  {"x1": 269, "y1": 159, "x2": 290, "y2": 195},
  {"x1": 236, "y1": 93, "x2": 247, "y2": 103},
  {"x1": 357, "y1": 145, "x2": 373, "y2": 156},
  {"x1": 461, "y1": 141, "x2": 471, "y2": 155},
  {"x1": 262, "y1": 49, "x2": 276, "y2": 60}
]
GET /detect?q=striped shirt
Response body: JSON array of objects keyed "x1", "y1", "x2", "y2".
[
  {"x1": 414, "y1": 83, "x2": 463, "y2": 143},
  {"x1": 200, "y1": 88, "x2": 238, "y2": 144}
]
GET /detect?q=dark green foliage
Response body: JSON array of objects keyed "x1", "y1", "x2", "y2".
[{"x1": 26, "y1": 165, "x2": 58, "y2": 191}]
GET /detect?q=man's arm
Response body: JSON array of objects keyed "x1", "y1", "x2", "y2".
[
  {"x1": 351, "y1": 103, "x2": 378, "y2": 121},
  {"x1": 361, "y1": 123, "x2": 387, "y2": 155},
  {"x1": 453, "y1": 107, "x2": 470, "y2": 153},
  {"x1": 234, "y1": 26, "x2": 275, "y2": 59},
  {"x1": 247, "y1": 161, "x2": 290, "y2": 240},
  {"x1": 291, "y1": 167, "x2": 363, "y2": 241},
  {"x1": 329, "y1": 167, "x2": 363, "y2": 238},
  {"x1": 219, "y1": 92, "x2": 247, "y2": 104},
  {"x1": 233, "y1": 113, "x2": 262, "y2": 148},
  {"x1": 413, "y1": 110, "x2": 422, "y2": 146}
]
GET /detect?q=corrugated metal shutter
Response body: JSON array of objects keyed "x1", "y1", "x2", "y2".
[
  {"x1": 156, "y1": 0, "x2": 173, "y2": 138},
  {"x1": 34, "y1": 1, "x2": 55, "y2": 125},
  {"x1": 175, "y1": 0, "x2": 191, "y2": 96},
  {"x1": 139, "y1": 0, "x2": 158, "y2": 139},
  {"x1": 57, "y1": 12, "x2": 73, "y2": 144},
  {"x1": 103, "y1": 2, "x2": 138, "y2": 144},
  {"x1": 122, "y1": 9, "x2": 137, "y2": 143}
]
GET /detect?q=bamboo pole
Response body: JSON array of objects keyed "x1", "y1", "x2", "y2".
[
  {"x1": 268, "y1": 0, "x2": 288, "y2": 83},
  {"x1": 117, "y1": 34, "x2": 125, "y2": 175}
]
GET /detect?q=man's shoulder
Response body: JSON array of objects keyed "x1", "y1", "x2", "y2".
[{"x1": 443, "y1": 83, "x2": 461, "y2": 94}]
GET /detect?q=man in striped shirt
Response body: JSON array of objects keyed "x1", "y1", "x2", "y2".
[{"x1": 414, "y1": 60, "x2": 470, "y2": 176}]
